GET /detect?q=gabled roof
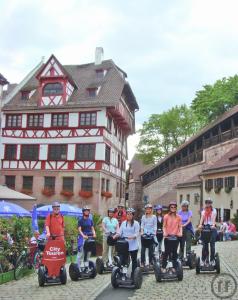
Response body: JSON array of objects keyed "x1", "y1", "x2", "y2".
[
  {"x1": 155, "y1": 189, "x2": 177, "y2": 207},
  {"x1": 176, "y1": 175, "x2": 201, "y2": 188},
  {"x1": 0, "y1": 73, "x2": 9, "y2": 85},
  {"x1": 3, "y1": 55, "x2": 138, "y2": 112},
  {"x1": 129, "y1": 154, "x2": 153, "y2": 181},
  {"x1": 0, "y1": 185, "x2": 36, "y2": 200},
  {"x1": 202, "y1": 147, "x2": 238, "y2": 174}
]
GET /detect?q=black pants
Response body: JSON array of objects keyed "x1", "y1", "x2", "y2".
[
  {"x1": 162, "y1": 238, "x2": 179, "y2": 269},
  {"x1": 141, "y1": 244, "x2": 154, "y2": 264},
  {"x1": 120, "y1": 250, "x2": 138, "y2": 276},
  {"x1": 202, "y1": 228, "x2": 217, "y2": 261}
]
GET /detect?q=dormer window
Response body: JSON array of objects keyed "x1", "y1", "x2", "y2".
[
  {"x1": 43, "y1": 82, "x2": 63, "y2": 96},
  {"x1": 21, "y1": 91, "x2": 29, "y2": 100},
  {"x1": 88, "y1": 88, "x2": 98, "y2": 98},
  {"x1": 96, "y1": 69, "x2": 105, "y2": 79}
]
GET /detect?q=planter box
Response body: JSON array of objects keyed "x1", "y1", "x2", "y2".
[{"x1": 0, "y1": 270, "x2": 14, "y2": 285}]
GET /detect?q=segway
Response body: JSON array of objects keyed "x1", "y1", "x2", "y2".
[
  {"x1": 196, "y1": 225, "x2": 220, "y2": 274},
  {"x1": 96, "y1": 233, "x2": 117, "y2": 274},
  {"x1": 111, "y1": 238, "x2": 142, "y2": 289},
  {"x1": 154, "y1": 236, "x2": 183, "y2": 282},
  {"x1": 69, "y1": 237, "x2": 97, "y2": 280},
  {"x1": 139, "y1": 233, "x2": 156, "y2": 274},
  {"x1": 38, "y1": 235, "x2": 67, "y2": 286}
]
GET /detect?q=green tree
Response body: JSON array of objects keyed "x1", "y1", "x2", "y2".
[
  {"x1": 191, "y1": 75, "x2": 238, "y2": 124},
  {"x1": 137, "y1": 105, "x2": 200, "y2": 164}
]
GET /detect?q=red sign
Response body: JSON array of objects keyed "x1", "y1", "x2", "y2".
[{"x1": 42, "y1": 239, "x2": 66, "y2": 277}]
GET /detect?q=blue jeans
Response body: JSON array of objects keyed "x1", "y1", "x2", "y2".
[{"x1": 202, "y1": 228, "x2": 217, "y2": 261}]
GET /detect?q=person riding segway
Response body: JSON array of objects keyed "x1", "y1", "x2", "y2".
[
  {"x1": 69, "y1": 206, "x2": 97, "y2": 280},
  {"x1": 178, "y1": 200, "x2": 196, "y2": 269},
  {"x1": 154, "y1": 201, "x2": 183, "y2": 282},
  {"x1": 111, "y1": 208, "x2": 143, "y2": 289},
  {"x1": 155, "y1": 205, "x2": 164, "y2": 258},
  {"x1": 196, "y1": 199, "x2": 220, "y2": 274},
  {"x1": 38, "y1": 202, "x2": 67, "y2": 286},
  {"x1": 96, "y1": 208, "x2": 119, "y2": 274},
  {"x1": 140, "y1": 203, "x2": 158, "y2": 273}
]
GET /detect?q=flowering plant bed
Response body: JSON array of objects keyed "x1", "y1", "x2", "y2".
[
  {"x1": 20, "y1": 189, "x2": 33, "y2": 195},
  {"x1": 41, "y1": 188, "x2": 55, "y2": 197},
  {"x1": 60, "y1": 190, "x2": 74, "y2": 197},
  {"x1": 101, "y1": 191, "x2": 112, "y2": 198},
  {"x1": 79, "y1": 190, "x2": 93, "y2": 198}
]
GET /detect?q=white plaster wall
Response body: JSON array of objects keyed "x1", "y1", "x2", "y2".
[
  {"x1": 22, "y1": 114, "x2": 27, "y2": 128},
  {"x1": 68, "y1": 113, "x2": 79, "y2": 127},
  {"x1": 43, "y1": 114, "x2": 51, "y2": 127},
  {"x1": 39, "y1": 145, "x2": 48, "y2": 160},
  {"x1": 97, "y1": 110, "x2": 107, "y2": 127},
  {"x1": 95, "y1": 143, "x2": 105, "y2": 160},
  {"x1": 68, "y1": 144, "x2": 75, "y2": 160}
]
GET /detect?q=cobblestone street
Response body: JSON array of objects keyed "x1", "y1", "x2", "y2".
[
  {"x1": 129, "y1": 241, "x2": 238, "y2": 300},
  {"x1": 1, "y1": 241, "x2": 238, "y2": 300}
]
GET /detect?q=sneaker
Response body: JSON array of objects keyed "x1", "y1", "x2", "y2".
[
  {"x1": 161, "y1": 268, "x2": 166, "y2": 273},
  {"x1": 210, "y1": 260, "x2": 216, "y2": 267},
  {"x1": 200, "y1": 260, "x2": 205, "y2": 267}
]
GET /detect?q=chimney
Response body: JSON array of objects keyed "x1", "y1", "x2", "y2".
[{"x1": 95, "y1": 47, "x2": 104, "y2": 65}]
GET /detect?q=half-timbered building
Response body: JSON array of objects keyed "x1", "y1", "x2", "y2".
[{"x1": 0, "y1": 49, "x2": 139, "y2": 213}]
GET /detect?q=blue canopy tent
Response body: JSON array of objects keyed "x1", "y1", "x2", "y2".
[
  {"x1": 36, "y1": 203, "x2": 83, "y2": 217},
  {"x1": 0, "y1": 200, "x2": 31, "y2": 217}
]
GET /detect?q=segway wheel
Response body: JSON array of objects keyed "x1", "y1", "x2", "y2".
[
  {"x1": 89, "y1": 260, "x2": 97, "y2": 278},
  {"x1": 96, "y1": 258, "x2": 104, "y2": 274},
  {"x1": 111, "y1": 267, "x2": 120, "y2": 288},
  {"x1": 60, "y1": 266, "x2": 67, "y2": 284},
  {"x1": 177, "y1": 261, "x2": 183, "y2": 281},
  {"x1": 154, "y1": 262, "x2": 162, "y2": 282},
  {"x1": 215, "y1": 254, "x2": 220, "y2": 274},
  {"x1": 188, "y1": 252, "x2": 196, "y2": 269},
  {"x1": 196, "y1": 257, "x2": 200, "y2": 275},
  {"x1": 69, "y1": 263, "x2": 80, "y2": 281},
  {"x1": 133, "y1": 267, "x2": 143, "y2": 289},
  {"x1": 38, "y1": 266, "x2": 45, "y2": 287}
]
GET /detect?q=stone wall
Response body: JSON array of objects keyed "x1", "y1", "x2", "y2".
[{"x1": 128, "y1": 138, "x2": 238, "y2": 213}]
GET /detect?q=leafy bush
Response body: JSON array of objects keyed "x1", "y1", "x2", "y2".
[
  {"x1": 64, "y1": 216, "x2": 78, "y2": 254},
  {"x1": 93, "y1": 213, "x2": 103, "y2": 245}
]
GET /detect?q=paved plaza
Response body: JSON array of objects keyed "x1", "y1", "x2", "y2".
[{"x1": 0, "y1": 241, "x2": 238, "y2": 300}]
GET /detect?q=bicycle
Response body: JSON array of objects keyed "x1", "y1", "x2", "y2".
[{"x1": 14, "y1": 242, "x2": 38, "y2": 280}]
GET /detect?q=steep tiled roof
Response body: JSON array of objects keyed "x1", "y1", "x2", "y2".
[
  {"x1": 3, "y1": 58, "x2": 138, "y2": 111},
  {"x1": 202, "y1": 147, "x2": 238, "y2": 174},
  {"x1": 129, "y1": 155, "x2": 153, "y2": 181},
  {"x1": 155, "y1": 189, "x2": 177, "y2": 207},
  {"x1": 177, "y1": 175, "x2": 201, "y2": 188},
  {"x1": 0, "y1": 73, "x2": 9, "y2": 85}
]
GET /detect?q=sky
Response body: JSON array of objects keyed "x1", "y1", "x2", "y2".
[{"x1": 1, "y1": 0, "x2": 238, "y2": 161}]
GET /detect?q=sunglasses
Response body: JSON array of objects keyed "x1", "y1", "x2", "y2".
[
  {"x1": 127, "y1": 213, "x2": 133, "y2": 215},
  {"x1": 53, "y1": 207, "x2": 60, "y2": 209},
  {"x1": 170, "y1": 206, "x2": 177, "y2": 209}
]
